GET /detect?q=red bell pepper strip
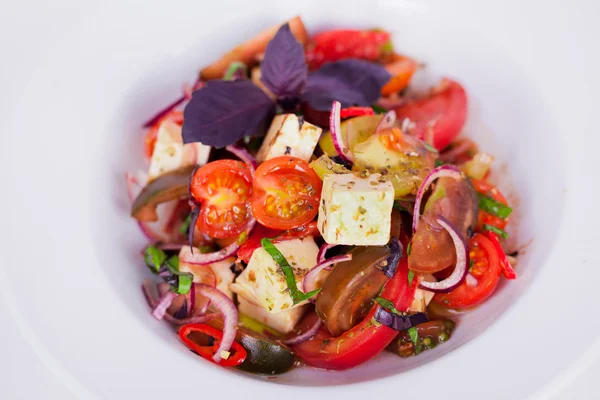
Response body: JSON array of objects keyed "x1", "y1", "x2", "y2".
[{"x1": 179, "y1": 324, "x2": 247, "y2": 367}]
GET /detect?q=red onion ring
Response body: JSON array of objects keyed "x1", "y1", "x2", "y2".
[
  {"x1": 156, "y1": 243, "x2": 185, "y2": 251},
  {"x1": 375, "y1": 110, "x2": 396, "y2": 133},
  {"x1": 195, "y1": 284, "x2": 238, "y2": 362},
  {"x1": 329, "y1": 101, "x2": 354, "y2": 163},
  {"x1": 282, "y1": 318, "x2": 323, "y2": 345},
  {"x1": 439, "y1": 138, "x2": 476, "y2": 163},
  {"x1": 180, "y1": 216, "x2": 256, "y2": 265},
  {"x1": 126, "y1": 172, "x2": 172, "y2": 242},
  {"x1": 142, "y1": 281, "x2": 216, "y2": 325},
  {"x1": 412, "y1": 165, "x2": 463, "y2": 234},
  {"x1": 142, "y1": 96, "x2": 186, "y2": 128},
  {"x1": 225, "y1": 144, "x2": 257, "y2": 173},
  {"x1": 317, "y1": 243, "x2": 338, "y2": 264},
  {"x1": 419, "y1": 216, "x2": 469, "y2": 293},
  {"x1": 303, "y1": 254, "x2": 353, "y2": 295},
  {"x1": 152, "y1": 291, "x2": 177, "y2": 320}
]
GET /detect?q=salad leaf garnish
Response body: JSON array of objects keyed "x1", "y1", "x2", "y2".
[
  {"x1": 303, "y1": 59, "x2": 391, "y2": 111},
  {"x1": 408, "y1": 270, "x2": 415, "y2": 285},
  {"x1": 144, "y1": 246, "x2": 167, "y2": 273},
  {"x1": 375, "y1": 297, "x2": 404, "y2": 316},
  {"x1": 164, "y1": 255, "x2": 193, "y2": 294},
  {"x1": 182, "y1": 80, "x2": 275, "y2": 147},
  {"x1": 261, "y1": 23, "x2": 307, "y2": 99},
  {"x1": 223, "y1": 61, "x2": 247, "y2": 81},
  {"x1": 477, "y1": 193, "x2": 513, "y2": 219},
  {"x1": 260, "y1": 238, "x2": 320, "y2": 304},
  {"x1": 407, "y1": 326, "x2": 422, "y2": 354}
]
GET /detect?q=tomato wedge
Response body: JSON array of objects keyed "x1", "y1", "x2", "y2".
[
  {"x1": 179, "y1": 324, "x2": 247, "y2": 367},
  {"x1": 292, "y1": 256, "x2": 416, "y2": 370},
  {"x1": 433, "y1": 233, "x2": 501, "y2": 309},
  {"x1": 144, "y1": 110, "x2": 183, "y2": 159},
  {"x1": 471, "y1": 178, "x2": 510, "y2": 231},
  {"x1": 484, "y1": 231, "x2": 516, "y2": 280},
  {"x1": 394, "y1": 78, "x2": 467, "y2": 151},
  {"x1": 251, "y1": 157, "x2": 322, "y2": 230},
  {"x1": 190, "y1": 160, "x2": 253, "y2": 239},
  {"x1": 236, "y1": 221, "x2": 319, "y2": 263}
]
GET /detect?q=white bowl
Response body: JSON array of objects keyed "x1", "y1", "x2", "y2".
[{"x1": 1, "y1": 0, "x2": 599, "y2": 398}]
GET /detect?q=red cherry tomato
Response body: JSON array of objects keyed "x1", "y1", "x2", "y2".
[
  {"x1": 471, "y1": 178, "x2": 510, "y2": 231},
  {"x1": 433, "y1": 233, "x2": 501, "y2": 309},
  {"x1": 305, "y1": 29, "x2": 391, "y2": 70},
  {"x1": 190, "y1": 160, "x2": 253, "y2": 239},
  {"x1": 394, "y1": 78, "x2": 467, "y2": 151},
  {"x1": 251, "y1": 157, "x2": 322, "y2": 230}
]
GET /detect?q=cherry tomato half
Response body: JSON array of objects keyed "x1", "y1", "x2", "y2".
[
  {"x1": 179, "y1": 324, "x2": 247, "y2": 367},
  {"x1": 190, "y1": 160, "x2": 253, "y2": 239},
  {"x1": 471, "y1": 178, "x2": 509, "y2": 231},
  {"x1": 433, "y1": 233, "x2": 501, "y2": 309},
  {"x1": 251, "y1": 157, "x2": 322, "y2": 230},
  {"x1": 394, "y1": 78, "x2": 467, "y2": 151},
  {"x1": 143, "y1": 110, "x2": 183, "y2": 159}
]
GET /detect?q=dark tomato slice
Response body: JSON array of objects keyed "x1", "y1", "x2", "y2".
[
  {"x1": 251, "y1": 157, "x2": 322, "y2": 230},
  {"x1": 433, "y1": 233, "x2": 501, "y2": 309},
  {"x1": 190, "y1": 160, "x2": 253, "y2": 239},
  {"x1": 394, "y1": 78, "x2": 467, "y2": 151}
]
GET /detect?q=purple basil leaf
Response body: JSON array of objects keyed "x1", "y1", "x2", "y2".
[
  {"x1": 260, "y1": 23, "x2": 307, "y2": 99},
  {"x1": 182, "y1": 80, "x2": 275, "y2": 148},
  {"x1": 303, "y1": 59, "x2": 391, "y2": 111}
]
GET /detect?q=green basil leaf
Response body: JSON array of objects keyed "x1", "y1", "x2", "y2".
[
  {"x1": 375, "y1": 297, "x2": 404, "y2": 316},
  {"x1": 407, "y1": 326, "x2": 422, "y2": 354},
  {"x1": 477, "y1": 193, "x2": 513, "y2": 219},
  {"x1": 408, "y1": 270, "x2": 415, "y2": 285},
  {"x1": 143, "y1": 246, "x2": 167, "y2": 273},
  {"x1": 482, "y1": 224, "x2": 509, "y2": 239}
]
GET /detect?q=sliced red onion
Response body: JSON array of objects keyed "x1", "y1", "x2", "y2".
[
  {"x1": 156, "y1": 243, "x2": 185, "y2": 251},
  {"x1": 375, "y1": 110, "x2": 396, "y2": 133},
  {"x1": 303, "y1": 254, "x2": 353, "y2": 294},
  {"x1": 225, "y1": 144, "x2": 257, "y2": 173},
  {"x1": 142, "y1": 96, "x2": 186, "y2": 128},
  {"x1": 317, "y1": 243, "x2": 338, "y2": 264},
  {"x1": 374, "y1": 308, "x2": 429, "y2": 331},
  {"x1": 282, "y1": 319, "x2": 322, "y2": 345},
  {"x1": 439, "y1": 138, "x2": 476, "y2": 163},
  {"x1": 466, "y1": 273, "x2": 478, "y2": 288},
  {"x1": 419, "y1": 216, "x2": 469, "y2": 293},
  {"x1": 412, "y1": 165, "x2": 463, "y2": 233},
  {"x1": 195, "y1": 284, "x2": 238, "y2": 362},
  {"x1": 142, "y1": 282, "x2": 217, "y2": 325},
  {"x1": 181, "y1": 216, "x2": 256, "y2": 265},
  {"x1": 330, "y1": 101, "x2": 354, "y2": 163},
  {"x1": 152, "y1": 291, "x2": 177, "y2": 320}
]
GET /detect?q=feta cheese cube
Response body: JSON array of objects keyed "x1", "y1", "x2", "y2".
[
  {"x1": 318, "y1": 173, "x2": 394, "y2": 245},
  {"x1": 230, "y1": 237, "x2": 319, "y2": 313},
  {"x1": 256, "y1": 114, "x2": 322, "y2": 163},
  {"x1": 148, "y1": 120, "x2": 210, "y2": 181},
  {"x1": 179, "y1": 254, "x2": 235, "y2": 299},
  {"x1": 409, "y1": 275, "x2": 436, "y2": 313},
  {"x1": 238, "y1": 297, "x2": 308, "y2": 334}
]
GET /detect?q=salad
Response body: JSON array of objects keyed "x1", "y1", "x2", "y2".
[{"x1": 128, "y1": 16, "x2": 517, "y2": 374}]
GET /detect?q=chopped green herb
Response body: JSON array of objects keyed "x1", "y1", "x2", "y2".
[
  {"x1": 434, "y1": 159, "x2": 446, "y2": 167},
  {"x1": 179, "y1": 214, "x2": 192, "y2": 235},
  {"x1": 371, "y1": 104, "x2": 388, "y2": 114},
  {"x1": 408, "y1": 270, "x2": 415, "y2": 285},
  {"x1": 423, "y1": 142, "x2": 439, "y2": 154},
  {"x1": 375, "y1": 297, "x2": 404, "y2": 316},
  {"x1": 165, "y1": 255, "x2": 193, "y2": 295},
  {"x1": 143, "y1": 246, "x2": 167, "y2": 273},
  {"x1": 406, "y1": 242, "x2": 412, "y2": 256},
  {"x1": 477, "y1": 193, "x2": 513, "y2": 219},
  {"x1": 407, "y1": 326, "x2": 422, "y2": 354},
  {"x1": 482, "y1": 224, "x2": 509, "y2": 239},
  {"x1": 261, "y1": 238, "x2": 320, "y2": 304},
  {"x1": 469, "y1": 259, "x2": 474, "y2": 272},
  {"x1": 393, "y1": 201, "x2": 408, "y2": 212}
]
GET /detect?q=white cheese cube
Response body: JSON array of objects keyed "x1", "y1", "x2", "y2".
[
  {"x1": 238, "y1": 297, "x2": 308, "y2": 334},
  {"x1": 256, "y1": 114, "x2": 322, "y2": 163},
  {"x1": 409, "y1": 275, "x2": 436, "y2": 313},
  {"x1": 318, "y1": 173, "x2": 394, "y2": 245},
  {"x1": 148, "y1": 120, "x2": 210, "y2": 181},
  {"x1": 179, "y1": 254, "x2": 235, "y2": 299},
  {"x1": 230, "y1": 237, "x2": 319, "y2": 313}
]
